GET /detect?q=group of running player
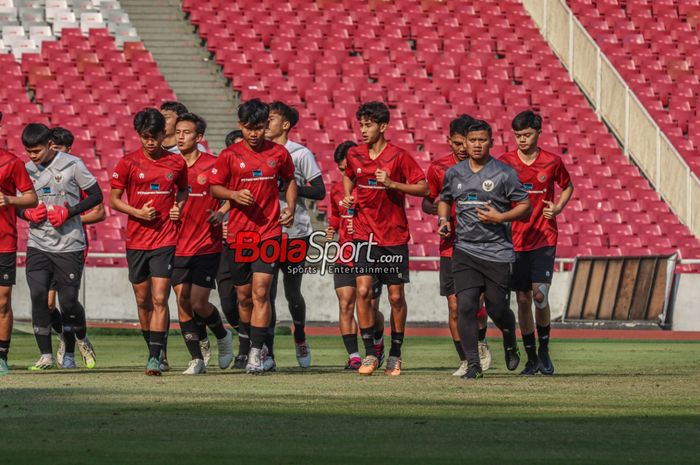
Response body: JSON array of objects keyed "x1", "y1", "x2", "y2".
[{"x1": 0, "y1": 99, "x2": 572, "y2": 380}]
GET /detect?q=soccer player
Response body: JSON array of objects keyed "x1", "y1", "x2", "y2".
[
  {"x1": 47, "y1": 127, "x2": 104, "y2": 369},
  {"x1": 19, "y1": 123, "x2": 103, "y2": 370},
  {"x1": 224, "y1": 130, "x2": 243, "y2": 148},
  {"x1": 423, "y1": 115, "x2": 492, "y2": 376},
  {"x1": 171, "y1": 113, "x2": 233, "y2": 374},
  {"x1": 500, "y1": 110, "x2": 574, "y2": 375},
  {"x1": 210, "y1": 99, "x2": 297, "y2": 374},
  {"x1": 438, "y1": 120, "x2": 531, "y2": 379},
  {"x1": 160, "y1": 101, "x2": 207, "y2": 154},
  {"x1": 0, "y1": 111, "x2": 38, "y2": 375},
  {"x1": 265, "y1": 101, "x2": 326, "y2": 368},
  {"x1": 341, "y1": 101, "x2": 429, "y2": 376},
  {"x1": 326, "y1": 140, "x2": 385, "y2": 370},
  {"x1": 109, "y1": 108, "x2": 188, "y2": 376}
]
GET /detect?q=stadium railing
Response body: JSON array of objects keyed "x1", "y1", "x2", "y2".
[{"x1": 522, "y1": 0, "x2": 700, "y2": 240}]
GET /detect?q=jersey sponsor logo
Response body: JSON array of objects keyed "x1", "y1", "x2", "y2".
[
  {"x1": 197, "y1": 174, "x2": 207, "y2": 185},
  {"x1": 368, "y1": 178, "x2": 377, "y2": 186},
  {"x1": 252, "y1": 169, "x2": 263, "y2": 178},
  {"x1": 467, "y1": 193, "x2": 478, "y2": 201},
  {"x1": 41, "y1": 187, "x2": 51, "y2": 194},
  {"x1": 482, "y1": 179, "x2": 494, "y2": 192},
  {"x1": 187, "y1": 185, "x2": 193, "y2": 193},
  {"x1": 524, "y1": 183, "x2": 533, "y2": 191},
  {"x1": 166, "y1": 172, "x2": 174, "y2": 181},
  {"x1": 150, "y1": 183, "x2": 160, "y2": 191}
]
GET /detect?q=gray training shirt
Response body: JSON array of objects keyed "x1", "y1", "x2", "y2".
[
  {"x1": 25, "y1": 152, "x2": 97, "y2": 253},
  {"x1": 280, "y1": 139, "x2": 322, "y2": 239},
  {"x1": 440, "y1": 157, "x2": 528, "y2": 263}
]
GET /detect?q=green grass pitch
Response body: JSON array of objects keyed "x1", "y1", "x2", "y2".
[{"x1": 1, "y1": 332, "x2": 699, "y2": 465}]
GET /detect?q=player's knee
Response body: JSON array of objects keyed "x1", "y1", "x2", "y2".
[
  {"x1": 0, "y1": 295, "x2": 9, "y2": 314},
  {"x1": 251, "y1": 285, "x2": 269, "y2": 305},
  {"x1": 356, "y1": 284, "x2": 372, "y2": 301},
  {"x1": 151, "y1": 293, "x2": 169, "y2": 309},
  {"x1": 387, "y1": 291, "x2": 405, "y2": 310},
  {"x1": 533, "y1": 284, "x2": 549, "y2": 309},
  {"x1": 516, "y1": 292, "x2": 532, "y2": 308}
]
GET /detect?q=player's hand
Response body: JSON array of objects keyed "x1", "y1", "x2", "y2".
[
  {"x1": 0, "y1": 192, "x2": 10, "y2": 207},
  {"x1": 476, "y1": 202, "x2": 503, "y2": 224},
  {"x1": 542, "y1": 200, "x2": 561, "y2": 219},
  {"x1": 347, "y1": 219, "x2": 354, "y2": 235},
  {"x1": 24, "y1": 202, "x2": 48, "y2": 223},
  {"x1": 325, "y1": 226, "x2": 335, "y2": 241},
  {"x1": 47, "y1": 202, "x2": 70, "y2": 228},
  {"x1": 231, "y1": 189, "x2": 254, "y2": 206},
  {"x1": 137, "y1": 200, "x2": 156, "y2": 221},
  {"x1": 279, "y1": 207, "x2": 294, "y2": 227},
  {"x1": 341, "y1": 195, "x2": 354, "y2": 209},
  {"x1": 375, "y1": 169, "x2": 393, "y2": 188},
  {"x1": 438, "y1": 219, "x2": 451, "y2": 237},
  {"x1": 207, "y1": 209, "x2": 224, "y2": 226},
  {"x1": 169, "y1": 204, "x2": 181, "y2": 221}
]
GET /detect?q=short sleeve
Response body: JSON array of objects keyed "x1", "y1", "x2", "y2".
[
  {"x1": 440, "y1": 169, "x2": 454, "y2": 202},
  {"x1": 298, "y1": 148, "x2": 322, "y2": 183},
  {"x1": 74, "y1": 158, "x2": 98, "y2": 190},
  {"x1": 399, "y1": 151, "x2": 426, "y2": 185},
  {"x1": 176, "y1": 160, "x2": 188, "y2": 191},
  {"x1": 554, "y1": 158, "x2": 572, "y2": 189},
  {"x1": 110, "y1": 158, "x2": 130, "y2": 190},
  {"x1": 426, "y1": 164, "x2": 441, "y2": 200},
  {"x1": 12, "y1": 158, "x2": 33, "y2": 193},
  {"x1": 279, "y1": 149, "x2": 295, "y2": 181},
  {"x1": 504, "y1": 166, "x2": 529, "y2": 203},
  {"x1": 209, "y1": 151, "x2": 231, "y2": 186}
]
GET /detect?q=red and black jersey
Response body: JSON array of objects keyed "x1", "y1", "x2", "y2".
[
  {"x1": 427, "y1": 153, "x2": 460, "y2": 257},
  {"x1": 328, "y1": 182, "x2": 356, "y2": 263},
  {"x1": 0, "y1": 149, "x2": 34, "y2": 253}
]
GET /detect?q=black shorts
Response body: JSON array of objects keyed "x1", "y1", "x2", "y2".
[
  {"x1": 224, "y1": 238, "x2": 280, "y2": 287},
  {"x1": 279, "y1": 235, "x2": 309, "y2": 275},
  {"x1": 353, "y1": 241, "x2": 409, "y2": 285},
  {"x1": 26, "y1": 248, "x2": 84, "y2": 289},
  {"x1": 452, "y1": 248, "x2": 511, "y2": 296},
  {"x1": 510, "y1": 246, "x2": 556, "y2": 292},
  {"x1": 126, "y1": 246, "x2": 175, "y2": 284},
  {"x1": 0, "y1": 252, "x2": 16, "y2": 286},
  {"x1": 172, "y1": 253, "x2": 220, "y2": 289},
  {"x1": 332, "y1": 264, "x2": 382, "y2": 298},
  {"x1": 439, "y1": 256, "x2": 455, "y2": 296}
]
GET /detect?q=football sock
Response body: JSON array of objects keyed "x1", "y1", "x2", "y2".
[
  {"x1": 537, "y1": 324, "x2": 551, "y2": 351},
  {"x1": 522, "y1": 332, "x2": 538, "y2": 362},
  {"x1": 0, "y1": 340, "x2": 9, "y2": 360},
  {"x1": 180, "y1": 319, "x2": 202, "y2": 359},
  {"x1": 342, "y1": 333, "x2": 359, "y2": 356},
  {"x1": 62, "y1": 324, "x2": 76, "y2": 353},
  {"x1": 141, "y1": 330, "x2": 151, "y2": 348},
  {"x1": 250, "y1": 325, "x2": 267, "y2": 350},
  {"x1": 50, "y1": 309, "x2": 62, "y2": 334},
  {"x1": 265, "y1": 327, "x2": 275, "y2": 359},
  {"x1": 360, "y1": 327, "x2": 374, "y2": 357},
  {"x1": 204, "y1": 307, "x2": 228, "y2": 340},
  {"x1": 238, "y1": 322, "x2": 251, "y2": 356},
  {"x1": 193, "y1": 313, "x2": 208, "y2": 341},
  {"x1": 453, "y1": 339, "x2": 467, "y2": 361},
  {"x1": 478, "y1": 326, "x2": 487, "y2": 342},
  {"x1": 148, "y1": 331, "x2": 166, "y2": 359},
  {"x1": 456, "y1": 287, "x2": 481, "y2": 367},
  {"x1": 389, "y1": 331, "x2": 404, "y2": 357}
]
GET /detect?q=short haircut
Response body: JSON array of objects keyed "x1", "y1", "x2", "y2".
[
  {"x1": 225, "y1": 130, "x2": 243, "y2": 147},
  {"x1": 176, "y1": 112, "x2": 207, "y2": 135},
  {"x1": 467, "y1": 120, "x2": 493, "y2": 139},
  {"x1": 449, "y1": 114, "x2": 475, "y2": 137},
  {"x1": 512, "y1": 110, "x2": 542, "y2": 131},
  {"x1": 238, "y1": 99, "x2": 269, "y2": 127},
  {"x1": 133, "y1": 108, "x2": 166, "y2": 136},
  {"x1": 269, "y1": 101, "x2": 299, "y2": 130},
  {"x1": 50, "y1": 126, "x2": 74, "y2": 148},
  {"x1": 334, "y1": 140, "x2": 357, "y2": 164},
  {"x1": 160, "y1": 101, "x2": 189, "y2": 116},
  {"x1": 22, "y1": 123, "x2": 52, "y2": 147},
  {"x1": 356, "y1": 101, "x2": 390, "y2": 124}
]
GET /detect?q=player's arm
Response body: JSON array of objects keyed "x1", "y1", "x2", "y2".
[
  {"x1": 80, "y1": 203, "x2": 106, "y2": 225},
  {"x1": 109, "y1": 187, "x2": 156, "y2": 221},
  {"x1": 341, "y1": 174, "x2": 355, "y2": 208},
  {"x1": 544, "y1": 182, "x2": 574, "y2": 219},
  {"x1": 437, "y1": 199, "x2": 453, "y2": 237},
  {"x1": 477, "y1": 199, "x2": 531, "y2": 224},
  {"x1": 1, "y1": 188, "x2": 38, "y2": 209},
  {"x1": 376, "y1": 171, "x2": 429, "y2": 197},
  {"x1": 326, "y1": 193, "x2": 341, "y2": 239},
  {"x1": 298, "y1": 176, "x2": 325, "y2": 200}
]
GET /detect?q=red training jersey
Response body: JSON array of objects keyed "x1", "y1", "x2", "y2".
[
  {"x1": 0, "y1": 149, "x2": 34, "y2": 253},
  {"x1": 500, "y1": 148, "x2": 572, "y2": 252},
  {"x1": 209, "y1": 140, "x2": 295, "y2": 245},
  {"x1": 176, "y1": 153, "x2": 223, "y2": 256},
  {"x1": 427, "y1": 153, "x2": 460, "y2": 257},
  {"x1": 110, "y1": 148, "x2": 188, "y2": 250},
  {"x1": 329, "y1": 182, "x2": 356, "y2": 263},
  {"x1": 345, "y1": 143, "x2": 426, "y2": 246}
]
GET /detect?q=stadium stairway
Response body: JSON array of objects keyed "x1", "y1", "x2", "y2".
[{"x1": 119, "y1": 0, "x2": 238, "y2": 153}]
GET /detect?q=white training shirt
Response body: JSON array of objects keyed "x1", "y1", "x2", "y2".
[{"x1": 280, "y1": 140, "x2": 322, "y2": 239}]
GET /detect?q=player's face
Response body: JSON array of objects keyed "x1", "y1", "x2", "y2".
[
  {"x1": 175, "y1": 121, "x2": 202, "y2": 153},
  {"x1": 25, "y1": 144, "x2": 52, "y2": 164},
  {"x1": 139, "y1": 131, "x2": 165, "y2": 156},
  {"x1": 161, "y1": 110, "x2": 178, "y2": 137},
  {"x1": 265, "y1": 112, "x2": 287, "y2": 140},
  {"x1": 51, "y1": 143, "x2": 70, "y2": 154},
  {"x1": 514, "y1": 128, "x2": 540, "y2": 152},
  {"x1": 337, "y1": 158, "x2": 347, "y2": 175},
  {"x1": 239, "y1": 122, "x2": 267, "y2": 150},
  {"x1": 447, "y1": 133, "x2": 468, "y2": 161},
  {"x1": 466, "y1": 131, "x2": 492, "y2": 161},
  {"x1": 358, "y1": 117, "x2": 386, "y2": 145}
]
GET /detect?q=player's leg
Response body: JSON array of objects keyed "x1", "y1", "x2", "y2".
[
  {"x1": 127, "y1": 248, "x2": 154, "y2": 356},
  {"x1": 47, "y1": 284, "x2": 66, "y2": 366},
  {"x1": 282, "y1": 261, "x2": 310, "y2": 367},
  {"x1": 441, "y1": 257, "x2": 466, "y2": 374},
  {"x1": 0, "y1": 283, "x2": 13, "y2": 375},
  {"x1": 174, "y1": 281, "x2": 205, "y2": 374},
  {"x1": 370, "y1": 276, "x2": 385, "y2": 367},
  {"x1": 216, "y1": 248, "x2": 239, "y2": 330},
  {"x1": 531, "y1": 246, "x2": 556, "y2": 375},
  {"x1": 476, "y1": 297, "x2": 491, "y2": 371},
  {"x1": 335, "y1": 269, "x2": 359, "y2": 369},
  {"x1": 355, "y1": 274, "x2": 378, "y2": 375},
  {"x1": 247, "y1": 271, "x2": 275, "y2": 374},
  {"x1": 483, "y1": 267, "x2": 520, "y2": 373},
  {"x1": 234, "y1": 282, "x2": 253, "y2": 368},
  {"x1": 385, "y1": 283, "x2": 407, "y2": 376},
  {"x1": 52, "y1": 251, "x2": 87, "y2": 369},
  {"x1": 456, "y1": 286, "x2": 483, "y2": 379},
  {"x1": 265, "y1": 268, "x2": 279, "y2": 368},
  {"x1": 147, "y1": 276, "x2": 171, "y2": 375},
  {"x1": 26, "y1": 248, "x2": 55, "y2": 370},
  {"x1": 512, "y1": 250, "x2": 538, "y2": 375}
]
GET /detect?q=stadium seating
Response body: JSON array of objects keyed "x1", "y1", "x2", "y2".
[
  {"x1": 182, "y1": 0, "x2": 700, "y2": 269},
  {"x1": 567, "y1": 0, "x2": 700, "y2": 173}
]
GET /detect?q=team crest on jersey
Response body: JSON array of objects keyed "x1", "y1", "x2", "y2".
[
  {"x1": 268, "y1": 159, "x2": 276, "y2": 167},
  {"x1": 166, "y1": 172, "x2": 174, "y2": 181},
  {"x1": 538, "y1": 173, "x2": 547, "y2": 182},
  {"x1": 139, "y1": 173, "x2": 145, "y2": 179},
  {"x1": 54, "y1": 174, "x2": 63, "y2": 183},
  {"x1": 482, "y1": 179, "x2": 494, "y2": 192},
  {"x1": 197, "y1": 174, "x2": 207, "y2": 185}
]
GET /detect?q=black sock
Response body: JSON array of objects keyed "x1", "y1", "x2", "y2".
[
  {"x1": 453, "y1": 339, "x2": 467, "y2": 361},
  {"x1": 193, "y1": 313, "x2": 208, "y2": 341},
  {"x1": 537, "y1": 324, "x2": 551, "y2": 351},
  {"x1": 522, "y1": 332, "x2": 537, "y2": 362},
  {"x1": 204, "y1": 308, "x2": 228, "y2": 340},
  {"x1": 293, "y1": 321, "x2": 306, "y2": 344},
  {"x1": 502, "y1": 327, "x2": 517, "y2": 350},
  {"x1": 62, "y1": 325, "x2": 76, "y2": 353},
  {"x1": 360, "y1": 327, "x2": 374, "y2": 357},
  {"x1": 0, "y1": 340, "x2": 9, "y2": 360},
  {"x1": 265, "y1": 327, "x2": 275, "y2": 358},
  {"x1": 34, "y1": 326, "x2": 52, "y2": 354},
  {"x1": 75, "y1": 325, "x2": 86, "y2": 340},
  {"x1": 148, "y1": 331, "x2": 166, "y2": 359},
  {"x1": 238, "y1": 321, "x2": 251, "y2": 356},
  {"x1": 373, "y1": 328, "x2": 384, "y2": 342},
  {"x1": 142, "y1": 330, "x2": 151, "y2": 348},
  {"x1": 478, "y1": 326, "x2": 487, "y2": 342},
  {"x1": 180, "y1": 320, "x2": 202, "y2": 360},
  {"x1": 342, "y1": 333, "x2": 359, "y2": 355},
  {"x1": 250, "y1": 325, "x2": 267, "y2": 350},
  {"x1": 389, "y1": 331, "x2": 404, "y2": 357},
  {"x1": 50, "y1": 310, "x2": 62, "y2": 334}
]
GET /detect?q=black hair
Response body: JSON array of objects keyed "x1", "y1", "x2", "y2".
[
  {"x1": 160, "y1": 101, "x2": 189, "y2": 116},
  {"x1": 22, "y1": 123, "x2": 52, "y2": 147},
  {"x1": 334, "y1": 140, "x2": 357, "y2": 164},
  {"x1": 269, "y1": 101, "x2": 299, "y2": 130},
  {"x1": 355, "y1": 101, "x2": 390, "y2": 124},
  {"x1": 467, "y1": 120, "x2": 493, "y2": 139},
  {"x1": 133, "y1": 108, "x2": 166, "y2": 136},
  {"x1": 512, "y1": 110, "x2": 542, "y2": 131},
  {"x1": 225, "y1": 130, "x2": 243, "y2": 147},
  {"x1": 449, "y1": 114, "x2": 475, "y2": 137},
  {"x1": 0, "y1": 111, "x2": 3, "y2": 123},
  {"x1": 238, "y1": 99, "x2": 270, "y2": 127},
  {"x1": 176, "y1": 112, "x2": 207, "y2": 135},
  {"x1": 50, "y1": 126, "x2": 74, "y2": 148}
]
